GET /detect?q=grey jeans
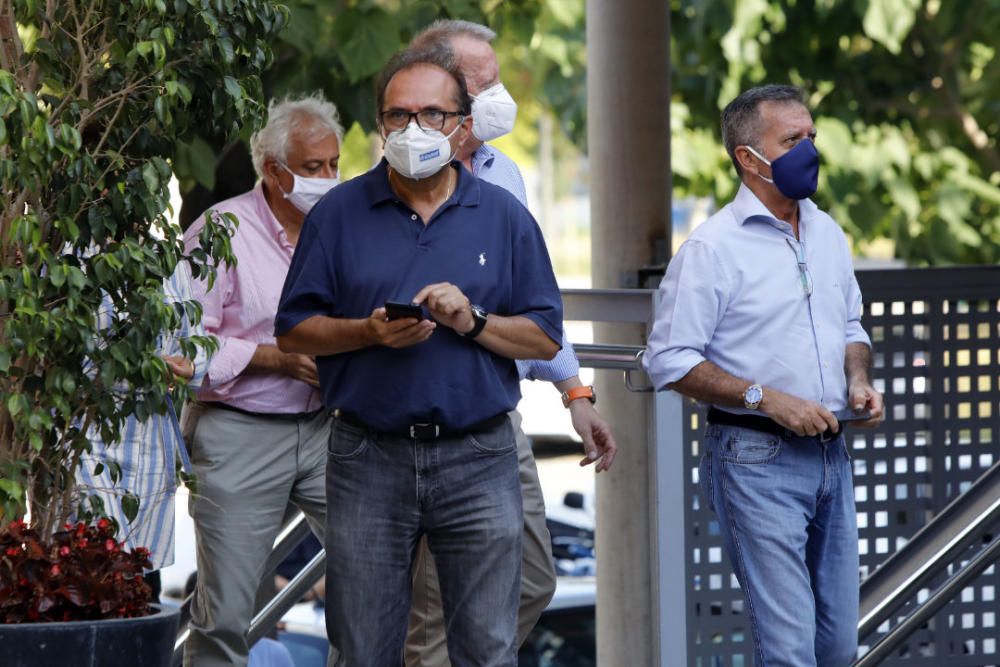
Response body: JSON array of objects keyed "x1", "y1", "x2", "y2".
[
  {"x1": 405, "y1": 409, "x2": 556, "y2": 665},
  {"x1": 326, "y1": 413, "x2": 523, "y2": 666},
  {"x1": 181, "y1": 403, "x2": 330, "y2": 667}
]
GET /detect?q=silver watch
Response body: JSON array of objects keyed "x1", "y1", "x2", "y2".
[{"x1": 743, "y1": 383, "x2": 763, "y2": 410}]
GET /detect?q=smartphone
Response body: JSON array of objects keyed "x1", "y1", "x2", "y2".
[
  {"x1": 384, "y1": 300, "x2": 424, "y2": 321},
  {"x1": 833, "y1": 408, "x2": 872, "y2": 422}
]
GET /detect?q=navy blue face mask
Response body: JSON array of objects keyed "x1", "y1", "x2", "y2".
[{"x1": 745, "y1": 139, "x2": 819, "y2": 200}]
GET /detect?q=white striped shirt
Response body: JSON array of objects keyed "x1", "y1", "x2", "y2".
[
  {"x1": 471, "y1": 144, "x2": 581, "y2": 383},
  {"x1": 76, "y1": 262, "x2": 206, "y2": 569}
]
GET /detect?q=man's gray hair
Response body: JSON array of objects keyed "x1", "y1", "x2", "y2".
[
  {"x1": 250, "y1": 92, "x2": 344, "y2": 178},
  {"x1": 721, "y1": 84, "x2": 807, "y2": 177},
  {"x1": 409, "y1": 19, "x2": 496, "y2": 50}
]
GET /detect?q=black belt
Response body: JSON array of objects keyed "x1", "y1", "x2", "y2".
[
  {"x1": 204, "y1": 401, "x2": 324, "y2": 422},
  {"x1": 707, "y1": 407, "x2": 840, "y2": 442},
  {"x1": 333, "y1": 410, "x2": 508, "y2": 441}
]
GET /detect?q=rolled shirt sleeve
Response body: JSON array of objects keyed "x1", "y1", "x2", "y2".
[
  {"x1": 518, "y1": 332, "x2": 579, "y2": 382},
  {"x1": 643, "y1": 240, "x2": 731, "y2": 391},
  {"x1": 184, "y1": 221, "x2": 255, "y2": 392},
  {"x1": 844, "y1": 263, "x2": 872, "y2": 348}
]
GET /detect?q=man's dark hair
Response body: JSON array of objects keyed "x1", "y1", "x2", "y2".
[
  {"x1": 721, "y1": 85, "x2": 808, "y2": 177},
  {"x1": 375, "y1": 45, "x2": 473, "y2": 124}
]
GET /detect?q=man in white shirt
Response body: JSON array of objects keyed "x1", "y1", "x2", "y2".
[{"x1": 644, "y1": 84, "x2": 883, "y2": 667}]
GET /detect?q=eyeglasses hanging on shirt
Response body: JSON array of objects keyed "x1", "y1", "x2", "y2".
[{"x1": 785, "y1": 237, "x2": 813, "y2": 297}]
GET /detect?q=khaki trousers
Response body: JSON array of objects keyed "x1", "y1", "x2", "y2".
[
  {"x1": 180, "y1": 403, "x2": 331, "y2": 667},
  {"x1": 404, "y1": 409, "x2": 557, "y2": 666}
]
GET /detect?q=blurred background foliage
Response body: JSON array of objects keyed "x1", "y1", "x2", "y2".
[{"x1": 176, "y1": 0, "x2": 1000, "y2": 266}]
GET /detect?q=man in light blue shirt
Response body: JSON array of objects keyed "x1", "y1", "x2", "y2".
[
  {"x1": 404, "y1": 20, "x2": 618, "y2": 667},
  {"x1": 644, "y1": 85, "x2": 883, "y2": 666}
]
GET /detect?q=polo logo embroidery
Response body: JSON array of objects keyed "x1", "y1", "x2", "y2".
[
  {"x1": 478, "y1": 252, "x2": 487, "y2": 266},
  {"x1": 419, "y1": 148, "x2": 441, "y2": 162}
]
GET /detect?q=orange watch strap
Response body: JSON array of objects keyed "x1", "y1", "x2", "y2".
[{"x1": 562, "y1": 385, "x2": 595, "y2": 408}]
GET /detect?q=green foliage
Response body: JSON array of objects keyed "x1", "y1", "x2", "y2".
[
  {"x1": 0, "y1": 0, "x2": 285, "y2": 535},
  {"x1": 262, "y1": 0, "x2": 1000, "y2": 264},
  {"x1": 670, "y1": 0, "x2": 1000, "y2": 264}
]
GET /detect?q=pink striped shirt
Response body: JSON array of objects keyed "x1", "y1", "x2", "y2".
[{"x1": 183, "y1": 184, "x2": 322, "y2": 414}]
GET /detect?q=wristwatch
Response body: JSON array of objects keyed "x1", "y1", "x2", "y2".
[
  {"x1": 743, "y1": 383, "x2": 763, "y2": 410},
  {"x1": 460, "y1": 304, "x2": 488, "y2": 339},
  {"x1": 562, "y1": 385, "x2": 596, "y2": 409}
]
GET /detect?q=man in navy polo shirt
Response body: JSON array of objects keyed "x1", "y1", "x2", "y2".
[{"x1": 274, "y1": 45, "x2": 562, "y2": 667}]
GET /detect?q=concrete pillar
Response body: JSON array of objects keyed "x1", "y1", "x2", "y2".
[{"x1": 586, "y1": 0, "x2": 671, "y2": 664}]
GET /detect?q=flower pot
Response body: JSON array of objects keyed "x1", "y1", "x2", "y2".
[{"x1": 0, "y1": 603, "x2": 179, "y2": 667}]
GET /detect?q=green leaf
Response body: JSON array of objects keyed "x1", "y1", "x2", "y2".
[
  {"x1": 154, "y1": 96, "x2": 168, "y2": 124},
  {"x1": 0, "y1": 478, "x2": 23, "y2": 499},
  {"x1": 7, "y1": 393, "x2": 22, "y2": 418},
  {"x1": 336, "y1": 9, "x2": 400, "y2": 84},
  {"x1": 863, "y1": 0, "x2": 921, "y2": 55},
  {"x1": 0, "y1": 348, "x2": 10, "y2": 373},
  {"x1": 223, "y1": 75, "x2": 242, "y2": 98},
  {"x1": 142, "y1": 161, "x2": 160, "y2": 193},
  {"x1": 122, "y1": 493, "x2": 140, "y2": 523},
  {"x1": 218, "y1": 36, "x2": 235, "y2": 64},
  {"x1": 49, "y1": 263, "x2": 66, "y2": 287}
]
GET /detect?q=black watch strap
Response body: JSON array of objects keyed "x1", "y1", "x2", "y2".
[{"x1": 461, "y1": 304, "x2": 488, "y2": 339}]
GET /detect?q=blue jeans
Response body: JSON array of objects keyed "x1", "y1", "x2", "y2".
[
  {"x1": 701, "y1": 424, "x2": 859, "y2": 667},
  {"x1": 325, "y1": 415, "x2": 522, "y2": 666}
]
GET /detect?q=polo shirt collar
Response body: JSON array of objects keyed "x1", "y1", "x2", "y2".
[
  {"x1": 731, "y1": 182, "x2": 818, "y2": 233},
  {"x1": 366, "y1": 158, "x2": 481, "y2": 208}
]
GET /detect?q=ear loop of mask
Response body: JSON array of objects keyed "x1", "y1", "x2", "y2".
[{"x1": 743, "y1": 145, "x2": 775, "y2": 184}]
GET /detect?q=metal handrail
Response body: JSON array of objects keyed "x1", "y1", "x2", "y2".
[
  {"x1": 247, "y1": 549, "x2": 326, "y2": 646},
  {"x1": 857, "y1": 460, "x2": 1000, "y2": 638},
  {"x1": 855, "y1": 534, "x2": 1000, "y2": 666},
  {"x1": 171, "y1": 512, "x2": 317, "y2": 666},
  {"x1": 574, "y1": 343, "x2": 644, "y2": 370}
]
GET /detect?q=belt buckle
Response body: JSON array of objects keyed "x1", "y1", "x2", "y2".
[{"x1": 409, "y1": 423, "x2": 440, "y2": 439}]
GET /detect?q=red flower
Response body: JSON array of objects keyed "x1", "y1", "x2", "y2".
[
  {"x1": 59, "y1": 546, "x2": 70, "y2": 557},
  {"x1": 104, "y1": 539, "x2": 117, "y2": 552},
  {"x1": 50, "y1": 565, "x2": 60, "y2": 576},
  {"x1": 97, "y1": 518, "x2": 111, "y2": 531},
  {"x1": 5, "y1": 547, "x2": 18, "y2": 557}
]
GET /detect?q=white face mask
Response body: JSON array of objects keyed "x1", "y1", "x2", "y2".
[
  {"x1": 278, "y1": 162, "x2": 339, "y2": 214},
  {"x1": 383, "y1": 121, "x2": 461, "y2": 180},
  {"x1": 471, "y1": 82, "x2": 517, "y2": 142}
]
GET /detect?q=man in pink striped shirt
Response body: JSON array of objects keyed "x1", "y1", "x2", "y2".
[{"x1": 180, "y1": 93, "x2": 341, "y2": 667}]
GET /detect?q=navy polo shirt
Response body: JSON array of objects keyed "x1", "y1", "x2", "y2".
[{"x1": 274, "y1": 160, "x2": 563, "y2": 433}]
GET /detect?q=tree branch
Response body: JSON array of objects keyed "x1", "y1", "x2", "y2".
[{"x1": 0, "y1": 0, "x2": 23, "y2": 78}]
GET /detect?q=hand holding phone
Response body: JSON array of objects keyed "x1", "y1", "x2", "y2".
[
  {"x1": 832, "y1": 408, "x2": 872, "y2": 423},
  {"x1": 384, "y1": 300, "x2": 424, "y2": 321}
]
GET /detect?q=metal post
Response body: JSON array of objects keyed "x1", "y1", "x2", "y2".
[{"x1": 586, "y1": 0, "x2": 671, "y2": 663}]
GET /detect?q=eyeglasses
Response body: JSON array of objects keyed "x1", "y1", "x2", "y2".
[
  {"x1": 785, "y1": 238, "x2": 813, "y2": 297},
  {"x1": 379, "y1": 108, "x2": 464, "y2": 133}
]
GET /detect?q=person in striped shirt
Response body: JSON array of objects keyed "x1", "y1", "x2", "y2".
[
  {"x1": 77, "y1": 261, "x2": 205, "y2": 579},
  {"x1": 404, "y1": 21, "x2": 619, "y2": 666}
]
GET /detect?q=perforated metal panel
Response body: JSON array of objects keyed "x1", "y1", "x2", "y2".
[{"x1": 682, "y1": 267, "x2": 1000, "y2": 666}]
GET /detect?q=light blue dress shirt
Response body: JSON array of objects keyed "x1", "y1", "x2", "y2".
[
  {"x1": 643, "y1": 184, "x2": 871, "y2": 412},
  {"x1": 472, "y1": 144, "x2": 580, "y2": 384}
]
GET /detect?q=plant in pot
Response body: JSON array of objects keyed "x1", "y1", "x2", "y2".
[{"x1": 0, "y1": 1, "x2": 285, "y2": 664}]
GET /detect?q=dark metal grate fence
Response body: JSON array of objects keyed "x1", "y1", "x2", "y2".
[{"x1": 683, "y1": 267, "x2": 1000, "y2": 666}]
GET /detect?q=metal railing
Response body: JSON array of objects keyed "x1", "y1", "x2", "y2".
[{"x1": 169, "y1": 282, "x2": 1000, "y2": 666}]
